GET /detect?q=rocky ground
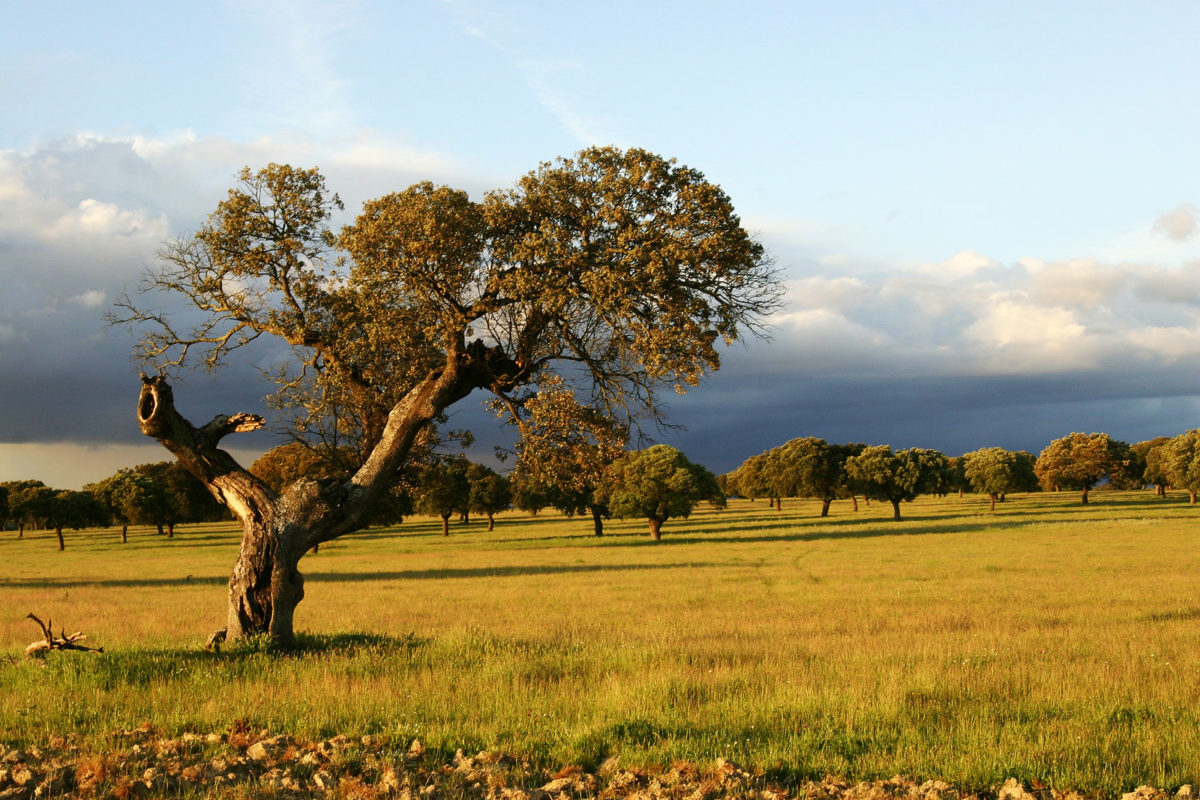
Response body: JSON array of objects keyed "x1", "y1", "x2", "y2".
[{"x1": 0, "y1": 724, "x2": 1191, "y2": 800}]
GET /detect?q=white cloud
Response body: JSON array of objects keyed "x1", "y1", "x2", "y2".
[
  {"x1": 46, "y1": 198, "x2": 168, "y2": 241},
  {"x1": 70, "y1": 290, "x2": 106, "y2": 308},
  {"x1": 963, "y1": 301, "x2": 1096, "y2": 372},
  {"x1": 1153, "y1": 203, "x2": 1199, "y2": 242},
  {"x1": 784, "y1": 276, "x2": 870, "y2": 311},
  {"x1": 1133, "y1": 261, "x2": 1200, "y2": 306},
  {"x1": 1032, "y1": 259, "x2": 1127, "y2": 310},
  {"x1": 916, "y1": 249, "x2": 997, "y2": 278},
  {"x1": 1126, "y1": 325, "x2": 1200, "y2": 361}
]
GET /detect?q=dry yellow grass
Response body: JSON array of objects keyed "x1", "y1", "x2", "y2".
[{"x1": 2, "y1": 490, "x2": 1199, "y2": 793}]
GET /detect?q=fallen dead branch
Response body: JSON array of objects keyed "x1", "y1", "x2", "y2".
[{"x1": 24, "y1": 612, "x2": 104, "y2": 657}]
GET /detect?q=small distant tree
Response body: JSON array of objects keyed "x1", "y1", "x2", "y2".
[
  {"x1": 599, "y1": 445, "x2": 724, "y2": 540},
  {"x1": 86, "y1": 470, "x2": 169, "y2": 543},
  {"x1": 1163, "y1": 430, "x2": 1200, "y2": 504},
  {"x1": 1035, "y1": 432, "x2": 1131, "y2": 504},
  {"x1": 45, "y1": 490, "x2": 109, "y2": 550},
  {"x1": 416, "y1": 457, "x2": 471, "y2": 535},
  {"x1": 467, "y1": 464, "x2": 511, "y2": 531},
  {"x1": 734, "y1": 453, "x2": 776, "y2": 505},
  {"x1": 944, "y1": 456, "x2": 970, "y2": 498},
  {"x1": 844, "y1": 445, "x2": 947, "y2": 521},
  {"x1": 1135, "y1": 437, "x2": 1172, "y2": 498},
  {"x1": 775, "y1": 437, "x2": 853, "y2": 517},
  {"x1": 509, "y1": 378, "x2": 626, "y2": 535},
  {"x1": 963, "y1": 447, "x2": 1029, "y2": 511},
  {"x1": 7, "y1": 482, "x2": 51, "y2": 537},
  {"x1": 509, "y1": 470, "x2": 551, "y2": 516},
  {"x1": 134, "y1": 461, "x2": 227, "y2": 535}
]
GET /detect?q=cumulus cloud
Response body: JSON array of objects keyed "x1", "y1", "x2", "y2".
[
  {"x1": 784, "y1": 276, "x2": 870, "y2": 311},
  {"x1": 1154, "y1": 203, "x2": 1199, "y2": 242},
  {"x1": 1031, "y1": 259, "x2": 1127, "y2": 310},
  {"x1": 963, "y1": 301, "x2": 1094, "y2": 372}
]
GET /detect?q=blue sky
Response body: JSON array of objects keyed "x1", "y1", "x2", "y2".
[{"x1": 2, "y1": 1, "x2": 1200, "y2": 487}]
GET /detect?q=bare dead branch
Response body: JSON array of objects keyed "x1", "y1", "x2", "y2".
[{"x1": 24, "y1": 613, "x2": 104, "y2": 657}]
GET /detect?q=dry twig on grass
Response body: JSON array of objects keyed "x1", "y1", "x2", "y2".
[{"x1": 24, "y1": 612, "x2": 104, "y2": 657}]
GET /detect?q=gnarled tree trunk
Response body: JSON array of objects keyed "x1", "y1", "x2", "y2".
[{"x1": 135, "y1": 342, "x2": 499, "y2": 647}]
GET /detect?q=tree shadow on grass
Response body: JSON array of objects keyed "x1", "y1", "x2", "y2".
[
  {"x1": 8, "y1": 631, "x2": 431, "y2": 677},
  {"x1": 599, "y1": 513, "x2": 1114, "y2": 549},
  {"x1": 0, "y1": 561, "x2": 719, "y2": 590}
]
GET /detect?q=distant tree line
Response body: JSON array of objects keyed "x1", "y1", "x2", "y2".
[
  {"x1": 1, "y1": 461, "x2": 225, "y2": 549},
  {"x1": 718, "y1": 428, "x2": 1200, "y2": 519},
  {"x1": 15, "y1": 425, "x2": 1200, "y2": 550}
]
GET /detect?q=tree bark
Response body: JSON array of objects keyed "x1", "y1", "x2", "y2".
[
  {"x1": 486, "y1": 513, "x2": 494, "y2": 532},
  {"x1": 136, "y1": 344, "x2": 494, "y2": 647},
  {"x1": 121, "y1": 524, "x2": 128, "y2": 544},
  {"x1": 1190, "y1": 490, "x2": 1196, "y2": 506},
  {"x1": 851, "y1": 496, "x2": 858, "y2": 512},
  {"x1": 648, "y1": 517, "x2": 663, "y2": 540},
  {"x1": 55, "y1": 526, "x2": 64, "y2": 551},
  {"x1": 440, "y1": 514, "x2": 450, "y2": 536},
  {"x1": 1157, "y1": 484, "x2": 1166, "y2": 498},
  {"x1": 890, "y1": 499, "x2": 901, "y2": 521},
  {"x1": 18, "y1": 524, "x2": 23, "y2": 538},
  {"x1": 167, "y1": 522, "x2": 175, "y2": 538},
  {"x1": 989, "y1": 494, "x2": 996, "y2": 512},
  {"x1": 820, "y1": 498, "x2": 831, "y2": 517},
  {"x1": 1081, "y1": 486, "x2": 1089, "y2": 505},
  {"x1": 590, "y1": 505, "x2": 604, "y2": 536}
]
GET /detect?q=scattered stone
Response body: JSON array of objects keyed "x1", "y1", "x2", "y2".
[
  {"x1": 245, "y1": 734, "x2": 294, "y2": 762},
  {"x1": 998, "y1": 778, "x2": 1035, "y2": 800},
  {"x1": 1124, "y1": 788, "x2": 1169, "y2": 800}
]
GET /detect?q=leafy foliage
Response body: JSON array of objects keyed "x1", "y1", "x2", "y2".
[
  {"x1": 962, "y1": 447, "x2": 1038, "y2": 509},
  {"x1": 1034, "y1": 432, "x2": 1133, "y2": 503},
  {"x1": 415, "y1": 457, "x2": 471, "y2": 535},
  {"x1": 599, "y1": 445, "x2": 724, "y2": 539},
  {"x1": 844, "y1": 445, "x2": 949, "y2": 520},
  {"x1": 508, "y1": 376, "x2": 626, "y2": 533},
  {"x1": 1162, "y1": 429, "x2": 1200, "y2": 502},
  {"x1": 116, "y1": 150, "x2": 779, "y2": 480}
]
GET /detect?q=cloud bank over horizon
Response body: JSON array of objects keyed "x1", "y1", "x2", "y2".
[{"x1": 3, "y1": 132, "x2": 1200, "y2": 485}]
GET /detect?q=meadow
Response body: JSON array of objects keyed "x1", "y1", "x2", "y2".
[{"x1": 2, "y1": 490, "x2": 1200, "y2": 795}]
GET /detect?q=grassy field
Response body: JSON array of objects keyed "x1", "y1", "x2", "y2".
[{"x1": 3, "y1": 490, "x2": 1200, "y2": 794}]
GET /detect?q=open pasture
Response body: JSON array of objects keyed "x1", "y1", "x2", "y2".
[{"x1": 3, "y1": 490, "x2": 1200, "y2": 794}]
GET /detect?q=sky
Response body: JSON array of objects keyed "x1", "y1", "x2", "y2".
[{"x1": 2, "y1": 0, "x2": 1200, "y2": 488}]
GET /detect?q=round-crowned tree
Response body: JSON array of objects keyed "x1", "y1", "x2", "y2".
[
  {"x1": 844, "y1": 445, "x2": 948, "y2": 521},
  {"x1": 1034, "y1": 432, "x2": 1132, "y2": 504},
  {"x1": 1162, "y1": 430, "x2": 1200, "y2": 504},
  {"x1": 114, "y1": 148, "x2": 778, "y2": 646},
  {"x1": 599, "y1": 445, "x2": 725, "y2": 540}
]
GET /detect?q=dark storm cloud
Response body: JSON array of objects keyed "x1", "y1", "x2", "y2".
[
  {"x1": 5, "y1": 134, "x2": 1200, "y2": 487},
  {"x1": 662, "y1": 367, "x2": 1200, "y2": 473}
]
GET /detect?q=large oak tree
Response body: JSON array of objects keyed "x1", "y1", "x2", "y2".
[{"x1": 117, "y1": 147, "x2": 778, "y2": 646}]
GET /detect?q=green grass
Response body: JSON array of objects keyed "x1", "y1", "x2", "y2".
[{"x1": 3, "y1": 490, "x2": 1200, "y2": 794}]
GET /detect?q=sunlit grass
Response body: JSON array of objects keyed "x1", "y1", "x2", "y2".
[{"x1": 3, "y1": 490, "x2": 1200, "y2": 793}]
